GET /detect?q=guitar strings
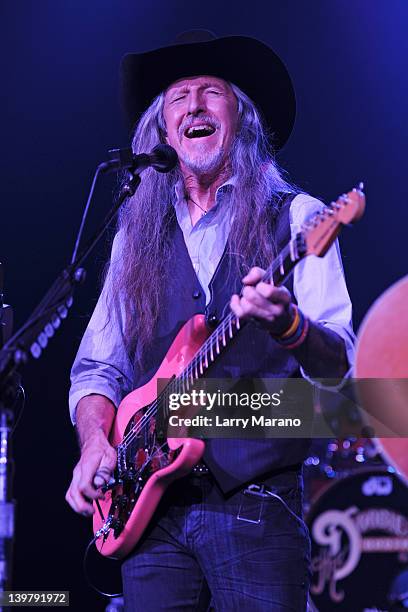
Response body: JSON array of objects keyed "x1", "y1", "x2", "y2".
[
  {"x1": 118, "y1": 242, "x2": 294, "y2": 454},
  {"x1": 117, "y1": 315, "x2": 239, "y2": 453},
  {"x1": 113, "y1": 201, "x2": 352, "y2": 469},
  {"x1": 118, "y1": 238, "x2": 297, "y2": 452}
]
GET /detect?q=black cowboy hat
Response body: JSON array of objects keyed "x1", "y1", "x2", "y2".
[{"x1": 121, "y1": 30, "x2": 296, "y2": 150}]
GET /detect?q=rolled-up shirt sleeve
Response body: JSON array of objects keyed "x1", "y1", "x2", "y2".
[
  {"x1": 69, "y1": 233, "x2": 133, "y2": 424},
  {"x1": 290, "y1": 194, "x2": 356, "y2": 381}
]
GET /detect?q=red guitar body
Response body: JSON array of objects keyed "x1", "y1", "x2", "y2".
[{"x1": 93, "y1": 314, "x2": 208, "y2": 559}]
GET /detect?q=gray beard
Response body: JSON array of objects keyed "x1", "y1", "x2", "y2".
[{"x1": 179, "y1": 146, "x2": 225, "y2": 176}]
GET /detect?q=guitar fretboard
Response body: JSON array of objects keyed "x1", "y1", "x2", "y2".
[
  {"x1": 119, "y1": 232, "x2": 307, "y2": 450},
  {"x1": 160, "y1": 232, "x2": 307, "y2": 409}
]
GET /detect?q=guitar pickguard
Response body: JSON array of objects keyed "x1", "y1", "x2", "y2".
[{"x1": 102, "y1": 411, "x2": 180, "y2": 539}]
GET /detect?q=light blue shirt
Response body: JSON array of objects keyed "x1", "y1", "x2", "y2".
[{"x1": 69, "y1": 185, "x2": 355, "y2": 423}]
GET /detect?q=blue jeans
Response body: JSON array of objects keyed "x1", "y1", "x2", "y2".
[{"x1": 121, "y1": 469, "x2": 310, "y2": 611}]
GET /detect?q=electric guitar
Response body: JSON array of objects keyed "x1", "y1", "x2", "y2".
[{"x1": 93, "y1": 185, "x2": 366, "y2": 559}]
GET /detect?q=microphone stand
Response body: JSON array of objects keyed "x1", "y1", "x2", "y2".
[{"x1": 0, "y1": 167, "x2": 142, "y2": 606}]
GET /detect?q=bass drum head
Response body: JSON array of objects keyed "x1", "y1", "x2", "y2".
[{"x1": 307, "y1": 469, "x2": 408, "y2": 611}]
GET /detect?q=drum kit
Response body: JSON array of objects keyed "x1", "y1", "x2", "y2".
[
  {"x1": 305, "y1": 276, "x2": 408, "y2": 611},
  {"x1": 305, "y1": 438, "x2": 408, "y2": 611}
]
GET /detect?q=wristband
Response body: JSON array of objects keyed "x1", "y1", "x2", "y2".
[
  {"x1": 272, "y1": 306, "x2": 309, "y2": 350},
  {"x1": 279, "y1": 304, "x2": 300, "y2": 339},
  {"x1": 282, "y1": 316, "x2": 310, "y2": 349}
]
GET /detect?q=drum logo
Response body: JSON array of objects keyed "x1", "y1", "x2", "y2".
[
  {"x1": 362, "y1": 475, "x2": 393, "y2": 496},
  {"x1": 310, "y1": 476, "x2": 408, "y2": 603}
]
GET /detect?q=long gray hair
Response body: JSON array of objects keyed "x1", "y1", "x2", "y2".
[{"x1": 108, "y1": 82, "x2": 298, "y2": 362}]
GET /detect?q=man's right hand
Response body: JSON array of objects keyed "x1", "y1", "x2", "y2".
[
  {"x1": 65, "y1": 395, "x2": 117, "y2": 516},
  {"x1": 65, "y1": 429, "x2": 117, "y2": 516}
]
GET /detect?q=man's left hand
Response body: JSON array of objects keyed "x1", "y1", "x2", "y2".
[{"x1": 230, "y1": 267, "x2": 294, "y2": 336}]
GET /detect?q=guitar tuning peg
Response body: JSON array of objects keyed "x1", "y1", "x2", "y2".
[{"x1": 353, "y1": 181, "x2": 364, "y2": 192}]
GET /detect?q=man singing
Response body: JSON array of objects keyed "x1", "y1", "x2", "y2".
[{"x1": 66, "y1": 32, "x2": 354, "y2": 610}]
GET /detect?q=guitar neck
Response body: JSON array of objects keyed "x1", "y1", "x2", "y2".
[
  {"x1": 266, "y1": 232, "x2": 307, "y2": 286},
  {"x1": 170, "y1": 232, "x2": 307, "y2": 394}
]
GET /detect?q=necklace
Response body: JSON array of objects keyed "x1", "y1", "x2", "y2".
[{"x1": 187, "y1": 195, "x2": 208, "y2": 216}]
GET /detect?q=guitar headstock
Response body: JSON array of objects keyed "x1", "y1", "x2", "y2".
[{"x1": 304, "y1": 183, "x2": 366, "y2": 257}]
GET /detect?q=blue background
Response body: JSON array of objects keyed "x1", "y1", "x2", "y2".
[{"x1": 1, "y1": 1, "x2": 407, "y2": 609}]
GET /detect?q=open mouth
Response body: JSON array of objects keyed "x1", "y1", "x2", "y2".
[{"x1": 184, "y1": 124, "x2": 216, "y2": 139}]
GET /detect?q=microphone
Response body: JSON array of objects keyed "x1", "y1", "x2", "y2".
[{"x1": 100, "y1": 144, "x2": 178, "y2": 175}]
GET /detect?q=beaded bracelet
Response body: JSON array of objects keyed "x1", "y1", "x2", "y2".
[{"x1": 272, "y1": 305, "x2": 310, "y2": 350}]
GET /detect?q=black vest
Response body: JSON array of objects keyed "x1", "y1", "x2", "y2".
[{"x1": 133, "y1": 194, "x2": 311, "y2": 494}]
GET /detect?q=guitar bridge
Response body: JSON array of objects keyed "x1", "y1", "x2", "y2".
[{"x1": 101, "y1": 476, "x2": 121, "y2": 493}]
